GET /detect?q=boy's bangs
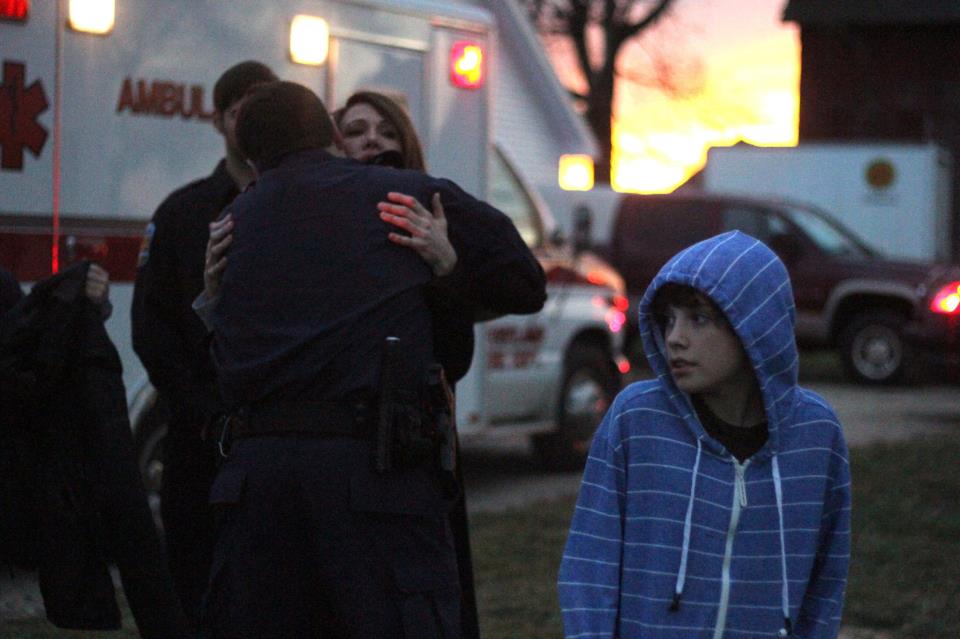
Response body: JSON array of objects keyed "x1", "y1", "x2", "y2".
[{"x1": 652, "y1": 282, "x2": 721, "y2": 312}]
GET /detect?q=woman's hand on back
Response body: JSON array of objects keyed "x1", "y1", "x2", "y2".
[{"x1": 377, "y1": 192, "x2": 457, "y2": 277}]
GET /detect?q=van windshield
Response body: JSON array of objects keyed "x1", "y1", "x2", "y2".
[{"x1": 780, "y1": 203, "x2": 874, "y2": 258}]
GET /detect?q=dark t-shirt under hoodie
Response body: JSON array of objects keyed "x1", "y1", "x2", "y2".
[{"x1": 692, "y1": 394, "x2": 768, "y2": 463}]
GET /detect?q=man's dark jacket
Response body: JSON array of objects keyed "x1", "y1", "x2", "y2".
[
  {"x1": 132, "y1": 160, "x2": 237, "y2": 417},
  {"x1": 212, "y1": 149, "x2": 547, "y2": 409},
  {"x1": 0, "y1": 262, "x2": 188, "y2": 638}
]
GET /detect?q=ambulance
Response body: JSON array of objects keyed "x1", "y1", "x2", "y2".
[{"x1": 0, "y1": 0, "x2": 627, "y2": 481}]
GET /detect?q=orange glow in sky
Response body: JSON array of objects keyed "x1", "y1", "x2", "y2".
[{"x1": 549, "y1": 0, "x2": 801, "y2": 193}]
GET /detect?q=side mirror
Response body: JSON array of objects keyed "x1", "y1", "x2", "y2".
[{"x1": 572, "y1": 205, "x2": 593, "y2": 256}]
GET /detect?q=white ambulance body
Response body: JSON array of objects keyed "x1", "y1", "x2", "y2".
[{"x1": 0, "y1": 0, "x2": 626, "y2": 471}]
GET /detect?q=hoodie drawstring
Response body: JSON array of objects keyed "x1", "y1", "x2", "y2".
[
  {"x1": 772, "y1": 455, "x2": 793, "y2": 637},
  {"x1": 670, "y1": 437, "x2": 702, "y2": 612}
]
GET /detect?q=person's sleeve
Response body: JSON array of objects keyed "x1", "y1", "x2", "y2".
[
  {"x1": 795, "y1": 427, "x2": 851, "y2": 638},
  {"x1": 0, "y1": 267, "x2": 24, "y2": 316},
  {"x1": 557, "y1": 408, "x2": 626, "y2": 639},
  {"x1": 99, "y1": 299, "x2": 113, "y2": 321},
  {"x1": 191, "y1": 290, "x2": 218, "y2": 332},
  {"x1": 131, "y1": 208, "x2": 212, "y2": 411},
  {"x1": 432, "y1": 180, "x2": 546, "y2": 318}
]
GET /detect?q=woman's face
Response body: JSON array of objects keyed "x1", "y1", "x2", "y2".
[{"x1": 338, "y1": 103, "x2": 402, "y2": 163}]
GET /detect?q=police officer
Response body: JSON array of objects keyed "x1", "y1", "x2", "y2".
[
  {"x1": 201, "y1": 81, "x2": 546, "y2": 638},
  {"x1": 131, "y1": 60, "x2": 278, "y2": 625}
]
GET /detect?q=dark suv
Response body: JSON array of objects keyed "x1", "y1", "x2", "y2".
[{"x1": 598, "y1": 192, "x2": 958, "y2": 384}]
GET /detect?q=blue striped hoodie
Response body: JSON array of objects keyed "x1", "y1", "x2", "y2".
[{"x1": 558, "y1": 231, "x2": 851, "y2": 638}]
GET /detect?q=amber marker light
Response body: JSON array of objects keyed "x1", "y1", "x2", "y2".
[
  {"x1": 290, "y1": 15, "x2": 329, "y2": 66},
  {"x1": 68, "y1": 0, "x2": 115, "y2": 34},
  {"x1": 930, "y1": 281, "x2": 960, "y2": 315},
  {"x1": 450, "y1": 41, "x2": 484, "y2": 89},
  {"x1": 559, "y1": 154, "x2": 594, "y2": 191}
]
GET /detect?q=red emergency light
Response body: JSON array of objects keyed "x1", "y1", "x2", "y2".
[
  {"x1": 0, "y1": 0, "x2": 28, "y2": 21},
  {"x1": 450, "y1": 41, "x2": 484, "y2": 90},
  {"x1": 930, "y1": 281, "x2": 960, "y2": 315}
]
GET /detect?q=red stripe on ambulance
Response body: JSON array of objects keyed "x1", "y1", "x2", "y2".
[{"x1": 0, "y1": 214, "x2": 144, "y2": 282}]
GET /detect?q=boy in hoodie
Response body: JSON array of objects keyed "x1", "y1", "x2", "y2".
[{"x1": 558, "y1": 231, "x2": 851, "y2": 639}]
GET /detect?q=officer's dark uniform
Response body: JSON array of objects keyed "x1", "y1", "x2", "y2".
[
  {"x1": 131, "y1": 160, "x2": 239, "y2": 622},
  {"x1": 203, "y1": 149, "x2": 546, "y2": 639}
]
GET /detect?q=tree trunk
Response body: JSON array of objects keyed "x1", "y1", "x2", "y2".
[{"x1": 586, "y1": 68, "x2": 616, "y2": 184}]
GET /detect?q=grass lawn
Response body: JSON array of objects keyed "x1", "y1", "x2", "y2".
[
  {"x1": 842, "y1": 435, "x2": 960, "y2": 638},
  {"x1": 5, "y1": 430, "x2": 958, "y2": 639}
]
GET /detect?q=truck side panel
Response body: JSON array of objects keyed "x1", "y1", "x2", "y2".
[{"x1": 704, "y1": 143, "x2": 953, "y2": 262}]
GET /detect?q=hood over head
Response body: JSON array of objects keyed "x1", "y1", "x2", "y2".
[{"x1": 638, "y1": 231, "x2": 798, "y2": 458}]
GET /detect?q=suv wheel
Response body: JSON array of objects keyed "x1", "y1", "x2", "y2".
[
  {"x1": 533, "y1": 343, "x2": 619, "y2": 471},
  {"x1": 838, "y1": 310, "x2": 906, "y2": 385}
]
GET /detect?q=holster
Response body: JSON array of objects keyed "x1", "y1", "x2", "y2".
[
  {"x1": 427, "y1": 363, "x2": 457, "y2": 475},
  {"x1": 374, "y1": 337, "x2": 456, "y2": 474}
]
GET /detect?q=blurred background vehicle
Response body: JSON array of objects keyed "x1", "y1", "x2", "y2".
[
  {"x1": 703, "y1": 142, "x2": 953, "y2": 263},
  {"x1": 902, "y1": 267, "x2": 960, "y2": 376},
  {"x1": 592, "y1": 191, "x2": 960, "y2": 385}
]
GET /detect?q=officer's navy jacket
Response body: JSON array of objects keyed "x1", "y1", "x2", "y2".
[
  {"x1": 559, "y1": 232, "x2": 851, "y2": 638},
  {"x1": 211, "y1": 149, "x2": 545, "y2": 410},
  {"x1": 0, "y1": 262, "x2": 188, "y2": 638}
]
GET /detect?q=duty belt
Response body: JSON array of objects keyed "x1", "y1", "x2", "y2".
[{"x1": 227, "y1": 401, "x2": 376, "y2": 439}]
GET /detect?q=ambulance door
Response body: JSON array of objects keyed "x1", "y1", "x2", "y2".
[
  {"x1": 323, "y1": 2, "x2": 431, "y2": 136},
  {"x1": 425, "y1": 23, "x2": 491, "y2": 433},
  {"x1": 479, "y1": 147, "x2": 550, "y2": 425},
  {"x1": 0, "y1": 0, "x2": 56, "y2": 280}
]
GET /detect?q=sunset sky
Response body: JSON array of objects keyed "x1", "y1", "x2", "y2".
[{"x1": 549, "y1": 0, "x2": 800, "y2": 193}]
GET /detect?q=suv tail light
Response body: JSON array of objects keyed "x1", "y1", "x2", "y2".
[
  {"x1": 929, "y1": 281, "x2": 960, "y2": 314},
  {"x1": 591, "y1": 294, "x2": 628, "y2": 333}
]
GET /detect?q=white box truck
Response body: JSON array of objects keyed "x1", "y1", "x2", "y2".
[
  {"x1": 0, "y1": 0, "x2": 627, "y2": 478},
  {"x1": 703, "y1": 142, "x2": 954, "y2": 262}
]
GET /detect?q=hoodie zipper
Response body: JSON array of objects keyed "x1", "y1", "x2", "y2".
[{"x1": 713, "y1": 459, "x2": 750, "y2": 639}]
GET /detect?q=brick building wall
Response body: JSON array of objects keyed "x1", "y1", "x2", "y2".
[{"x1": 785, "y1": 2, "x2": 960, "y2": 256}]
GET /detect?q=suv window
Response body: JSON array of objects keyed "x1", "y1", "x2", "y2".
[
  {"x1": 780, "y1": 203, "x2": 871, "y2": 258},
  {"x1": 488, "y1": 148, "x2": 542, "y2": 248},
  {"x1": 721, "y1": 206, "x2": 791, "y2": 243},
  {"x1": 615, "y1": 199, "x2": 721, "y2": 256},
  {"x1": 611, "y1": 198, "x2": 722, "y2": 295}
]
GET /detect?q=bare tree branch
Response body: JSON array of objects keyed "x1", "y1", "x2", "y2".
[{"x1": 518, "y1": 0, "x2": 681, "y2": 181}]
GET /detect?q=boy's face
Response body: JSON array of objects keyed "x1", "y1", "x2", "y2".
[{"x1": 660, "y1": 295, "x2": 754, "y2": 397}]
